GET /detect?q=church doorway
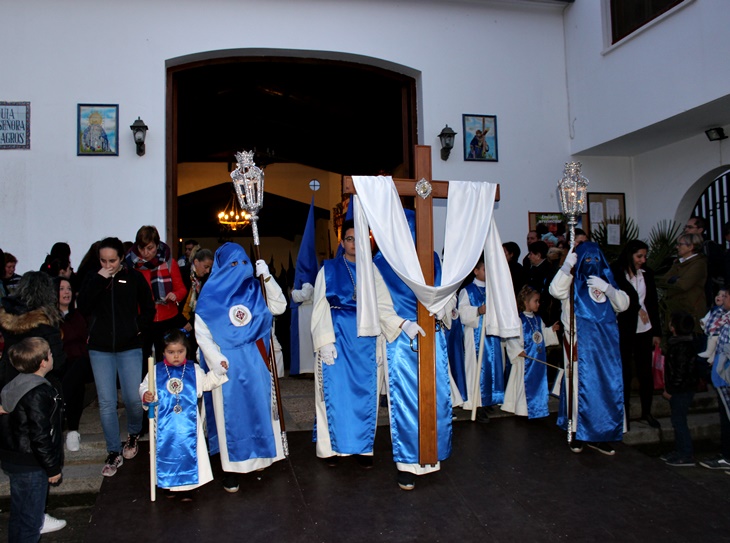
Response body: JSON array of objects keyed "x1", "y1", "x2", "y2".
[{"x1": 165, "y1": 54, "x2": 419, "y2": 272}]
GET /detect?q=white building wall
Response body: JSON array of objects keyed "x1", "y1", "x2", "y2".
[
  {"x1": 564, "y1": 0, "x2": 730, "y2": 154},
  {"x1": 1, "y1": 0, "x2": 573, "y2": 269},
  {"x1": 632, "y1": 136, "x2": 730, "y2": 236}
]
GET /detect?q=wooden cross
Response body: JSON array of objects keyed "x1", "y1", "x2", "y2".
[{"x1": 343, "y1": 145, "x2": 500, "y2": 465}]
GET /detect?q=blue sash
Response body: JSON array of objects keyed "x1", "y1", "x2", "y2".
[
  {"x1": 155, "y1": 361, "x2": 198, "y2": 488},
  {"x1": 520, "y1": 313, "x2": 549, "y2": 419},
  {"x1": 465, "y1": 283, "x2": 504, "y2": 405},
  {"x1": 374, "y1": 252, "x2": 452, "y2": 463},
  {"x1": 322, "y1": 257, "x2": 377, "y2": 454}
]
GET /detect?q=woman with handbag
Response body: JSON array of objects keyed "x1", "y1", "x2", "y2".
[{"x1": 611, "y1": 240, "x2": 662, "y2": 429}]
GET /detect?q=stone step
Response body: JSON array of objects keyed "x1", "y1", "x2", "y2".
[
  {"x1": 0, "y1": 461, "x2": 105, "y2": 497},
  {"x1": 626, "y1": 390, "x2": 717, "y2": 419},
  {"x1": 623, "y1": 412, "x2": 721, "y2": 446}
]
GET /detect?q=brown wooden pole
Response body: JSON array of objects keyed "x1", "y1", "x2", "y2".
[
  {"x1": 251, "y1": 243, "x2": 288, "y2": 450},
  {"x1": 413, "y1": 146, "x2": 438, "y2": 465}
]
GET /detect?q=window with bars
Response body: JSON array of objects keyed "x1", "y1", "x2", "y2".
[
  {"x1": 692, "y1": 170, "x2": 730, "y2": 245},
  {"x1": 610, "y1": 0, "x2": 684, "y2": 44}
]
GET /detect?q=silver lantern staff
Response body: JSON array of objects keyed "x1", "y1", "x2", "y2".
[
  {"x1": 557, "y1": 161, "x2": 589, "y2": 444},
  {"x1": 231, "y1": 150, "x2": 288, "y2": 456}
]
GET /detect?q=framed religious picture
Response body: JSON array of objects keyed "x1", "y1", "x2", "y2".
[
  {"x1": 0, "y1": 101, "x2": 30, "y2": 149},
  {"x1": 77, "y1": 104, "x2": 119, "y2": 156},
  {"x1": 462, "y1": 114, "x2": 497, "y2": 162},
  {"x1": 587, "y1": 192, "x2": 626, "y2": 240}
]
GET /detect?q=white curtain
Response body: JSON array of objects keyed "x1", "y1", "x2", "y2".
[{"x1": 352, "y1": 175, "x2": 520, "y2": 339}]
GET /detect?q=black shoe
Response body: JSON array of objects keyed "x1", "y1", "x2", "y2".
[
  {"x1": 660, "y1": 451, "x2": 678, "y2": 462},
  {"x1": 178, "y1": 491, "x2": 194, "y2": 502},
  {"x1": 475, "y1": 407, "x2": 490, "y2": 424},
  {"x1": 587, "y1": 442, "x2": 616, "y2": 456},
  {"x1": 355, "y1": 455, "x2": 374, "y2": 469},
  {"x1": 569, "y1": 438, "x2": 584, "y2": 453},
  {"x1": 397, "y1": 470, "x2": 415, "y2": 491},
  {"x1": 222, "y1": 473, "x2": 239, "y2": 493},
  {"x1": 640, "y1": 414, "x2": 661, "y2": 429},
  {"x1": 324, "y1": 456, "x2": 339, "y2": 467}
]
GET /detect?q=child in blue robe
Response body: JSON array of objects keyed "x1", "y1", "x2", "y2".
[
  {"x1": 503, "y1": 286, "x2": 559, "y2": 419},
  {"x1": 140, "y1": 329, "x2": 228, "y2": 498}
]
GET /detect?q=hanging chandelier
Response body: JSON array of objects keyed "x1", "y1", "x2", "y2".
[{"x1": 217, "y1": 192, "x2": 251, "y2": 231}]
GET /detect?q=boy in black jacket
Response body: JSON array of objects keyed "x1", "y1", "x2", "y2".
[
  {"x1": 0, "y1": 337, "x2": 65, "y2": 541},
  {"x1": 662, "y1": 312, "x2": 698, "y2": 467}
]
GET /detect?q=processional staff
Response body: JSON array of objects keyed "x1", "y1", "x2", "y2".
[
  {"x1": 231, "y1": 150, "x2": 289, "y2": 456},
  {"x1": 147, "y1": 354, "x2": 158, "y2": 502},
  {"x1": 557, "y1": 162, "x2": 589, "y2": 444}
]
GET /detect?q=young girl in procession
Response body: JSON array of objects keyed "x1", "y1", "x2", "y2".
[
  {"x1": 503, "y1": 286, "x2": 560, "y2": 419},
  {"x1": 140, "y1": 329, "x2": 228, "y2": 500},
  {"x1": 459, "y1": 257, "x2": 504, "y2": 422}
]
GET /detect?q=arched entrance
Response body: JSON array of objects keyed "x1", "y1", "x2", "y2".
[
  {"x1": 692, "y1": 168, "x2": 730, "y2": 244},
  {"x1": 165, "y1": 51, "x2": 419, "y2": 260}
]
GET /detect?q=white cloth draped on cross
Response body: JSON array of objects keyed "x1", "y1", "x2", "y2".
[{"x1": 351, "y1": 175, "x2": 520, "y2": 339}]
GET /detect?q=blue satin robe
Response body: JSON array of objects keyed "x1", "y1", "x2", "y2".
[
  {"x1": 196, "y1": 243, "x2": 277, "y2": 463},
  {"x1": 465, "y1": 283, "x2": 505, "y2": 406},
  {"x1": 155, "y1": 361, "x2": 199, "y2": 488},
  {"x1": 556, "y1": 242, "x2": 624, "y2": 442},
  {"x1": 374, "y1": 253, "x2": 452, "y2": 464},
  {"x1": 321, "y1": 257, "x2": 378, "y2": 454},
  {"x1": 519, "y1": 313, "x2": 549, "y2": 419}
]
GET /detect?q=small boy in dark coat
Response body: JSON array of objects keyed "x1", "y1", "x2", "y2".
[{"x1": 0, "y1": 337, "x2": 65, "y2": 541}]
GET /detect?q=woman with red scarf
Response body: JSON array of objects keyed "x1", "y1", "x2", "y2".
[{"x1": 126, "y1": 226, "x2": 187, "y2": 361}]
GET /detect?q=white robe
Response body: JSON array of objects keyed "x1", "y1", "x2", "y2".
[
  {"x1": 140, "y1": 364, "x2": 228, "y2": 491},
  {"x1": 311, "y1": 265, "x2": 403, "y2": 458},
  {"x1": 459, "y1": 280, "x2": 505, "y2": 410},
  {"x1": 195, "y1": 278, "x2": 288, "y2": 473}
]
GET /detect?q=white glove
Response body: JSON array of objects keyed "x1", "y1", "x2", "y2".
[
  {"x1": 255, "y1": 259, "x2": 270, "y2": 279},
  {"x1": 319, "y1": 343, "x2": 338, "y2": 365},
  {"x1": 560, "y1": 245, "x2": 577, "y2": 274},
  {"x1": 586, "y1": 275, "x2": 609, "y2": 293},
  {"x1": 291, "y1": 282, "x2": 314, "y2": 303},
  {"x1": 401, "y1": 320, "x2": 426, "y2": 340}
]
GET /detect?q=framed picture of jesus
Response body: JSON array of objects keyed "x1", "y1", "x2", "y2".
[{"x1": 463, "y1": 114, "x2": 497, "y2": 162}]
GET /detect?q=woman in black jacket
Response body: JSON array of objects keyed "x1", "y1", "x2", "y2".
[
  {"x1": 77, "y1": 237, "x2": 155, "y2": 477},
  {"x1": 611, "y1": 240, "x2": 662, "y2": 429}
]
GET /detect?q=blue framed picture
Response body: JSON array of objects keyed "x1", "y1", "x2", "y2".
[
  {"x1": 462, "y1": 114, "x2": 497, "y2": 162},
  {"x1": 77, "y1": 104, "x2": 119, "y2": 156}
]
